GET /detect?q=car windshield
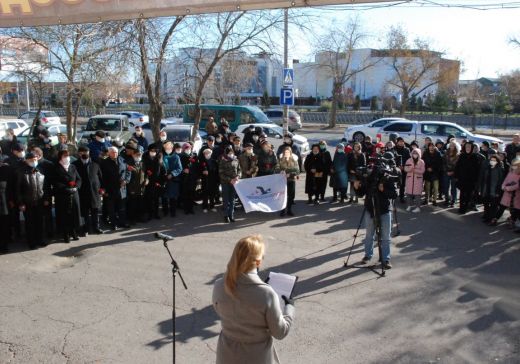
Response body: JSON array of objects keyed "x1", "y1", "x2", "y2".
[
  {"x1": 86, "y1": 118, "x2": 121, "y2": 131},
  {"x1": 166, "y1": 129, "x2": 191, "y2": 142},
  {"x1": 250, "y1": 107, "x2": 270, "y2": 123},
  {"x1": 44, "y1": 111, "x2": 59, "y2": 117}
]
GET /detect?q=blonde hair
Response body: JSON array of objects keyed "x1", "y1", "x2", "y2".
[{"x1": 224, "y1": 235, "x2": 265, "y2": 297}]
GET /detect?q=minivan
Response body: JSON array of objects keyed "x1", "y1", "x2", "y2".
[{"x1": 182, "y1": 104, "x2": 271, "y2": 132}]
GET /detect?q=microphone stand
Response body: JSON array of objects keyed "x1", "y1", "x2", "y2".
[{"x1": 157, "y1": 235, "x2": 188, "y2": 364}]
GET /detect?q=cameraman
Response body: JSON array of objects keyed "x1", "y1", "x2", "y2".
[{"x1": 353, "y1": 152, "x2": 400, "y2": 269}]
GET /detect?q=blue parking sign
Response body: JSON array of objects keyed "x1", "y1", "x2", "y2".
[{"x1": 280, "y1": 88, "x2": 294, "y2": 106}]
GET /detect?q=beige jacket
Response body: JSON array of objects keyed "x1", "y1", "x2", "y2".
[{"x1": 212, "y1": 272, "x2": 295, "y2": 364}]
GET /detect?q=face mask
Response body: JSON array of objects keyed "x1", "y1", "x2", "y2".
[
  {"x1": 245, "y1": 149, "x2": 253, "y2": 155},
  {"x1": 313, "y1": 150, "x2": 319, "y2": 155},
  {"x1": 319, "y1": 145, "x2": 326, "y2": 151},
  {"x1": 204, "y1": 154, "x2": 212, "y2": 160},
  {"x1": 160, "y1": 136, "x2": 167, "y2": 142},
  {"x1": 28, "y1": 160, "x2": 38, "y2": 168},
  {"x1": 43, "y1": 138, "x2": 50, "y2": 144},
  {"x1": 16, "y1": 151, "x2": 25, "y2": 159},
  {"x1": 227, "y1": 153, "x2": 234, "y2": 159},
  {"x1": 376, "y1": 148, "x2": 381, "y2": 154},
  {"x1": 134, "y1": 157, "x2": 142, "y2": 163},
  {"x1": 96, "y1": 137, "x2": 105, "y2": 143},
  {"x1": 4, "y1": 135, "x2": 13, "y2": 141},
  {"x1": 412, "y1": 154, "x2": 418, "y2": 159},
  {"x1": 489, "y1": 160, "x2": 498, "y2": 167},
  {"x1": 80, "y1": 154, "x2": 89, "y2": 160},
  {"x1": 337, "y1": 149, "x2": 344, "y2": 154},
  {"x1": 284, "y1": 138, "x2": 291, "y2": 144},
  {"x1": 175, "y1": 149, "x2": 182, "y2": 154},
  {"x1": 252, "y1": 136, "x2": 259, "y2": 142},
  {"x1": 164, "y1": 148, "x2": 173, "y2": 155},
  {"x1": 216, "y1": 138, "x2": 222, "y2": 143},
  {"x1": 61, "y1": 156, "x2": 71, "y2": 165},
  {"x1": 185, "y1": 149, "x2": 192, "y2": 155},
  {"x1": 149, "y1": 152, "x2": 157, "y2": 158},
  {"x1": 135, "y1": 131, "x2": 142, "y2": 136}
]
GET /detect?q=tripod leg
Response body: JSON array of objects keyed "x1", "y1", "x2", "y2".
[
  {"x1": 172, "y1": 268, "x2": 176, "y2": 364},
  {"x1": 343, "y1": 206, "x2": 366, "y2": 268}
]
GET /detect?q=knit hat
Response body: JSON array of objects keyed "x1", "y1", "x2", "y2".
[
  {"x1": 337, "y1": 143, "x2": 345, "y2": 149},
  {"x1": 182, "y1": 142, "x2": 191, "y2": 150}
]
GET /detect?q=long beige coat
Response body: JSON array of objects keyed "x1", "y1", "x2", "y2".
[{"x1": 212, "y1": 272, "x2": 295, "y2": 364}]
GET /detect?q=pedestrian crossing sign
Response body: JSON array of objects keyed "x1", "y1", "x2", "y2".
[{"x1": 283, "y1": 68, "x2": 294, "y2": 87}]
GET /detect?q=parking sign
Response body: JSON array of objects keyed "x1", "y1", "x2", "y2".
[{"x1": 280, "y1": 88, "x2": 294, "y2": 106}]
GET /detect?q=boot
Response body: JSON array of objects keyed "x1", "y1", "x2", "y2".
[
  {"x1": 348, "y1": 196, "x2": 354, "y2": 204},
  {"x1": 63, "y1": 234, "x2": 70, "y2": 244}
]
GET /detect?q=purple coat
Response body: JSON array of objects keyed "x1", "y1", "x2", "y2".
[{"x1": 404, "y1": 148, "x2": 425, "y2": 196}]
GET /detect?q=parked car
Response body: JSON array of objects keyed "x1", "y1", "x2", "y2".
[
  {"x1": 116, "y1": 111, "x2": 149, "y2": 127},
  {"x1": 18, "y1": 110, "x2": 61, "y2": 126},
  {"x1": 235, "y1": 123, "x2": 310, "y2": 157},
  {"x1": 377, "y1": 120, "x2": 505, "y2": 150},
  {"x1": 343, "y1": 117, "x2": 407, "y2": 143},
  {"x1": 0, "y1": 118, "x2": 28, "y2": 138},
  {"x1": 79, "y1": 114, "x2": 131, "y2": 146},
  {"x1": 145, "y1": 124, "x2": 203, "y2": 154},
  {"x1": 264, "y1": 109, "x2": 302, "y2": 131},
  {"x1": 15, "y1": 124, "x2": 75, "y2": 146},
  {"x1": 182, "y1": 104, "x2": 272, "y2": 132}
]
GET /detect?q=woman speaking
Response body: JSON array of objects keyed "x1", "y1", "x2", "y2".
[{"x1": 212, "y1": 235, "x2": 295, "y2": 364}]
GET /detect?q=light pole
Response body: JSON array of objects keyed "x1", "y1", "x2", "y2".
[{"x1": 283, "y1": 8, "x2": 289, "y2": 134}]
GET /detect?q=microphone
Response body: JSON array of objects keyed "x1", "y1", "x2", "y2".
[{"x1": 155, "y1": 232, "x2": 174, "y2": 241}]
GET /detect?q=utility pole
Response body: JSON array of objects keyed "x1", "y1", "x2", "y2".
[{"x1": 283, "y1": 8, "x2": 289, "y2": 135}]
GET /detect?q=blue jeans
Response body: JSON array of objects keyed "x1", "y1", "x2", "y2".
[
  {"x1": 443, "y1": 174, "x2": 457, "y2": 203},
  {"x1": 221, "y1": 184, "x2": 236, "y2": 218},
  {"x1": 363, "y1": 211, "x2": 392, "y2": 262}
]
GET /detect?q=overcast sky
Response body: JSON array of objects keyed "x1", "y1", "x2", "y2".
[{"x1": 288, "y1": 2, "x2": 520, "y2": 79}]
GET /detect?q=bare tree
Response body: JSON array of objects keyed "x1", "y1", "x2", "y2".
[
  {"x1": 510, "y1": 36, "x2": 520, "y2": 48},
  {"x1": 177, "y1": 11, "x2": 284, "y2": 140},
  {"x1": 2, "y1": 23, "x2": 125, "y2": 142},
  {"x1": 501, "y1": 69, "x2": 520, "y2": 113},
  {"x1": 384, "y1": 25, "x2": 459, "y2": 116},
  {"x1": 313, "y1": 18, "x2": 377, "y2": 128},
  {"x1": 134, "y1": 17, "x2": 184, "y2": 142}
]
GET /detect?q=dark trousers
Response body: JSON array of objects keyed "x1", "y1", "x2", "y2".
[
  {"x1": 333, "y1": 188, "x2": 347, "y2": 200},
  {"x1": 459, "y1": 188, "x2": 473, "y2": 212},
  {"x1": 9, "y1": 208, "x2": 21, "y2": 239},
  {"x1": 43, "y1": 204, "x2": 54, "y2": 238},
  {"x1": 182, "y1": 187, "x2": 195, "y2": 213},
  {"x1": 0, "y1": 215, "x2": 10, "y2": 251},
  {"x1": 81, "y1": 205, "x2": 100, "y2": 233},
  {"x1": 24, "y1": 205, "x2": 44, "y2": 248},
  {"x1": 162, "y1": 197, "x2": 177, "y2": 217},
  {"x1": 145, "y1": 188, "x2": 160, "y2": 219},
  {"x1": 286, "y1": 180, "x2": 295, "y2": 212},
  {"x1": 105, "y1": 195, "x2": 126, "y2": 227},
  {"x1": 399, "y1": 172, "x2": 407, "y2": 200},
  {"x1": 483, "y1": 196, "x2": 500, "y2": 221},
  {"x1": 127, "y1": 194, "x2": 144, "y2": 223},
  {"x1": 201, "y1": 180, "x2": 218, "y2": 209}
]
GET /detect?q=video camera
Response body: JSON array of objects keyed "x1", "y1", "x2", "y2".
[{"x1": 355, "y1": 154, "x2": 401, "y2": 191}]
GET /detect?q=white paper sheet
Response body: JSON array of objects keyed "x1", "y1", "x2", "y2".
[{"x1": 268, "y1": 272, "x2": 297, "y2": 307}]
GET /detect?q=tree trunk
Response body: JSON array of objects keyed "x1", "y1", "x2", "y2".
[
  {"x1": 329, "y1": 82, "x2": 342, "y2": 128},
  {"x1": 149, "y1": 100, "x2": 163, "y2": 142},
  {"x1": 400, "y1": 92, "x2": 408, "y2": 117}
]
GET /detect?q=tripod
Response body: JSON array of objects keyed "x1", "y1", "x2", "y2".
[
  {"x1": 343, "y1": 189, "x2": 386, "y2": 277},
  {"x1": 155, "y1": 233, "x2": 188, "y2": 364}
]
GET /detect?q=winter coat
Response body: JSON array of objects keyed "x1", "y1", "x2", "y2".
[
  {"x1": 87, "y1": 139, "x2": 112, "y2": 162},
  {"x1": 331, "y1": 152, "x2": 349, "y2": 190},
  {"x1": 277, "y1": 155, "x2": 300, "y2": 182},
  {"x1": 179, "y1": 153, "x2": 199, "y2": 191},
  {"x1": 404, "y1": 149, "x2": 425, "y2": 196},
  {"x1": 238, "y1": 153, "x2": 258, "y2": 178},
  {"x1": 162, "y1": 152, "x2": 182, "y2": 199},
  {"x1": 99, "y1": 157, "x2": 131, "y2": 199},
  {"x1": 257, "y1": 150, "x2": 278, "y2": 176},
  {"x1": 14, "y1": 164, "x2": 50, "y2": 207},
  {"x1": 212, "y1": 273, "x2": 295, "y2": 364},
  {"x1": 505, "y1": 142, "x2": 520, "y2": 163},
  {"x1": 479, "y1": 163, "x2": 505, "y2": 198},
  {"x1": 127, "y1": 161, "x2": 148, "y2": 197},
  {"x1": 347, "y1": 152, "x2": 366, "y2": 181},
  {"x1": 0, "y1": 163, "x2": 9, "y2": 216},
  {"x1": 72, "y1": 159, "x2": 103, "y2": 210},
  {"x1": 443, "y1": 152, "x2": 459, "y2": 175},
  {"x1": 143, "y1": 153, "x2": 166, "y2": 194},
  {"x1": 219, "y1": 156, "x2": 240, "y2": 185},
  {"x1": 53, "y1": 163, "x2": 82, "y2": 230},
  {"x1": 199, "y1": 157, "x2": 219, "y2": 188},
  {"x1": 422, "y1": 149, "x2": 443, "y2": 181},
  {"x1": 500, "y1": 171, "x2": 520, "y2": 208},
  {"x1": 132, "y1": 133, "x2": 149, "y2": 151},
  {"x1": 321, "y1": 150, "x2": 332, "y2": 177},
  {"x1": 304, "y1": 152, "x2": 325, "y2": 195},
  {"x1": 455, "y1": 152, "x2": 480, "y2": 191},
  {"x1": 276, "y1": 142, "x2": 302, "y2": 169},
  {"x1": 394, "y1": 146, "x2": 411, "y2": 168}
]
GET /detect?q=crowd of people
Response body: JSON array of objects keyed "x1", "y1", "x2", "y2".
[{"x1": 1, "y1": 119, "x2": 520, "y2": 254}]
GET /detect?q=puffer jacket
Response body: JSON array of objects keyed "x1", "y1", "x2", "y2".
[
  {"x1": 219, "y1": 156, "x2": 240, "y2": 185},
  {"x1": 404, "y1": 148, "x2": 425, "y2": 196},
  {"x1": 500, "y1": 171, "x2": 520, "y2": 208}
]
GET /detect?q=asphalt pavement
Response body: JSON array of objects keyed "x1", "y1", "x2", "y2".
[{"x1": 0, "y1": 128, "x2": 519, "y2": 364}]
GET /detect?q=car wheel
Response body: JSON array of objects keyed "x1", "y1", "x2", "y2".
[{"x1": 353, "y1": 132, "x2": 365, "y2": 143}]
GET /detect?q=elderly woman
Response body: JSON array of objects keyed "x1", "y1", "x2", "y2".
[
  {"x1": 212, "y1": 235, "x2": 295, "y2": 364},
  {"x1": 277, "y1": 146, "x2": 300, "y2": 216}
]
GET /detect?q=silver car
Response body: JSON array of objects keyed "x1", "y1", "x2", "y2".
[{"x1": 264, "y1": 109, "x2": 302, "y2": 131}]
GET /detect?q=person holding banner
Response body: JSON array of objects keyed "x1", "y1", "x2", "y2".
[
  {"x1": 277, "y1": 147, "x2": 300, "y2": 217},
  {"x1": 212, "y1": 234, "x2": 295, "y2": 364},
  {"x1": 219, "y1": 146, "x2": 241, "y2": 223},
  {"x1": 257, "y1": 141, "x2": 278, "y2": 177}
]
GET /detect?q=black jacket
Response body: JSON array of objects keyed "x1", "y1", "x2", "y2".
[
  {"x1": 455, "y1": 152, "x2": 480, "y2": 190},
  {"x1": 14, "y1": 164, "x2": 50, "y2": 207},
  {"x1": 356, "y1": 174, "x2": 398, "y2": 218},
  {"x1": 53, "y1": 163, "x2": 82, "y2": 229},
  {"x1": 73, "y1": 158, "x2": 103, "y2": 209},
  {"x1": 394, "y1": 146, "x2": 411, "y2": 169},
  {"x1": 99, "y1": 157, "x2": 131, "y2": 198},
  {"x1": 422, "y1": 149, "x2": 443, "y2": 181}
]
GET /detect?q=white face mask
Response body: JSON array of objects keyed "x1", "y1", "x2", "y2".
[
  {"x1": 160, "y1": 136, "x2": 167, "y2": 142},
  {"x1": 284, "y1": 138, "x2": 291, "y2": 144},
  {"x1": 204, "y1": 154, "x2": 212, "y2": 160},
  {"x1": 27, "y1": 160, "x2": 38, "y2": 168},
  {"x1": 175, "y1": 149, "x2": 182, "y2": 154},
  {"x1": 185, "y1": 149, "x2": 192, "y2": 155},
  {"x1": 16, "y1": 151, "x2": 25, "y2": 159},
  {"x1": 376, "y1": 148, "x2": 381, "y2": 154},
  {"x1": 489, "y1": 160, "x2": 498, "y2": 167},
  {"x1": 252, "y1": 136, "x2": 259, "y2": 141},
  {"x1": 96, "y1": 137, "x2": 105, "y2": 143},
  {"x1": 149, "y1": 152, "x2": 157, "y2": 158},
  {"x1": 164, "y1": 148, "x2": 173, "y2": 155},
  {"x1": 61, "y1": 156, "x2": 71, "y2": 165},
  {"x1": 134, "y1": 157, "x2": 142, "y2": 163}
]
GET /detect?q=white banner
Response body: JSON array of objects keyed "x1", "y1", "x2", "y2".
[
  {"x1": 0, "y1": 0, "x2": 390, "y2": 28},
  {"x1": 235, "y1": 174, "x2": 287, "y2": 213}
]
